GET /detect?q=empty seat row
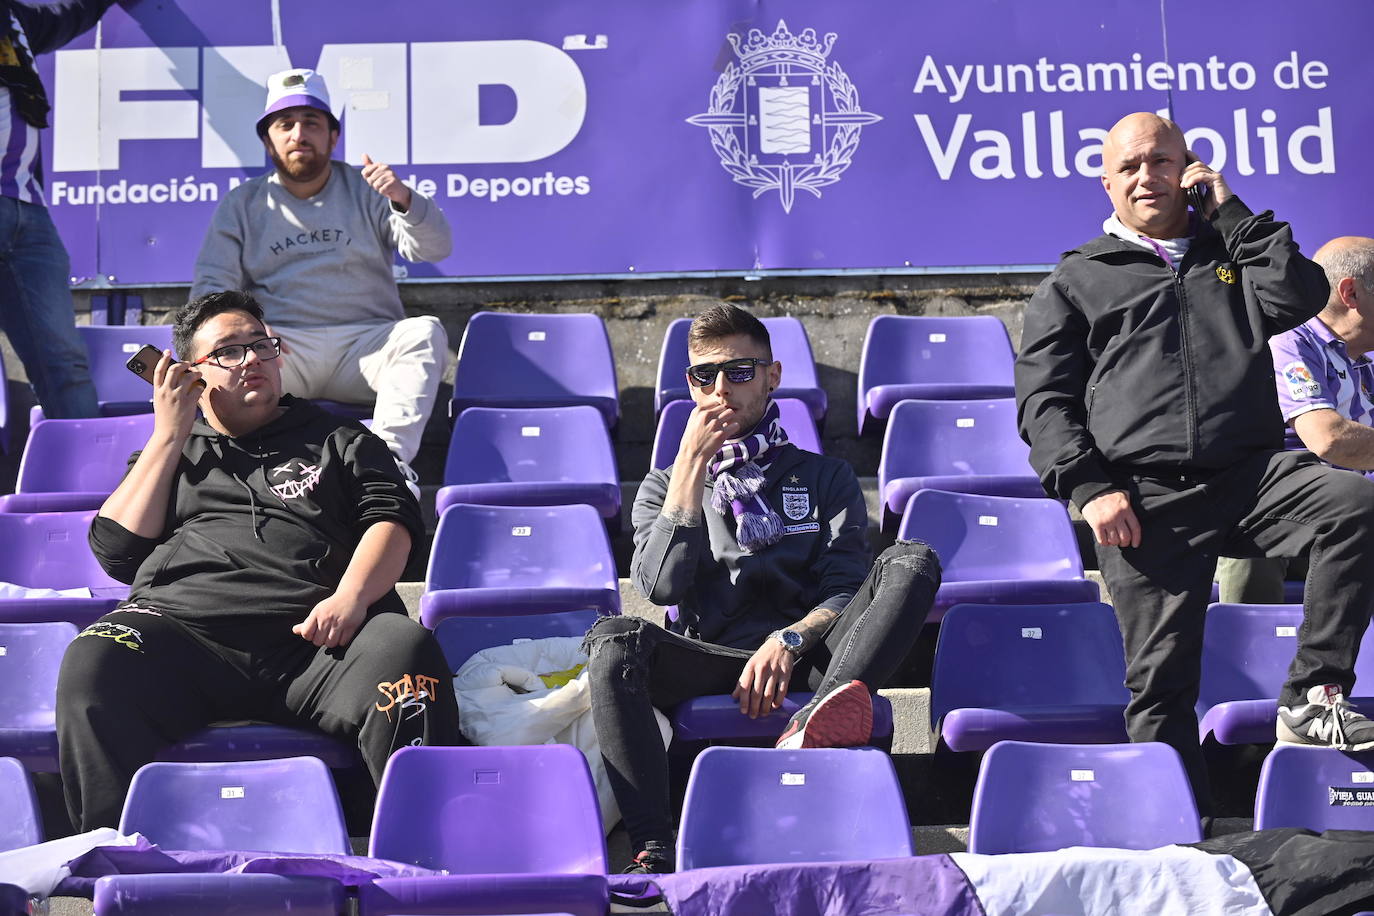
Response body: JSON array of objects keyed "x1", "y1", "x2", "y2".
[
  {"x1": 929, "y1": 600, "x2": 1374, "y2": 756},
  {"x1": 5, "y1": 312, "x2": 1014, "y2": 456}
]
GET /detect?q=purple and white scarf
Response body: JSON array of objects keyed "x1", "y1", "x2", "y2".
[{"x1": 708, "y1": 400, "x2": 789, "y2": 553}]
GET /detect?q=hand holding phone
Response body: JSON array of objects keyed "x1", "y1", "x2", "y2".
[
  {"x1": 1181, "y1": 149, "x2": 1231, "y2": 216},
  {"x1": 126, "y1": 345, "x2": 205, "y2": 391}
]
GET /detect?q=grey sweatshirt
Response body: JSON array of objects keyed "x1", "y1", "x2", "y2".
[
  {"x1": 191, "y1": 162, "x2": 452, "y2": 327},
  {"x1": 631, "y1": 444, "x2": 871, "y2": 650}
]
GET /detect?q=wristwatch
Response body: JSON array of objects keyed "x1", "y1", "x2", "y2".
[{"x1": 769, "y1": 629, "x2": 805, "y2": 655}]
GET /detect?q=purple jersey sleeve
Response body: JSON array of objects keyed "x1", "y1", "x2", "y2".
[{"x1": 1270, "y1": 327, "x2": 1337, "y2": 421}]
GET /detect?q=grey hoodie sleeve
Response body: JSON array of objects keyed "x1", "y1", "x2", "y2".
[
  {"x1": 629, "y1": 468, "x2": 708, "y2": 606},
  {"x1": 190, "y1": 192, "x2": 248, "y2": 301},
  {"x1": 380, "y1": 191, "x2": 452, "y2": 263},
  {"x1": 809, "y1": 461, "x2": 871, "y2": 615}
]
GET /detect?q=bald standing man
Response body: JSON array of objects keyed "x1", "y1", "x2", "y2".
[{"x1": 1016, "y1": 112, "x2": 1374, "y2": 817}]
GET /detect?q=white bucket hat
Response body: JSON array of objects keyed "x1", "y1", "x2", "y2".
[{"x1": 256, "y1": 68, "x2": 339, "y2": 136}]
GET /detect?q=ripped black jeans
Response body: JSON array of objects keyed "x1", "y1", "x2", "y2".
[{"x1": 583, "y1": 540, "x2": 940, "y2": 852}]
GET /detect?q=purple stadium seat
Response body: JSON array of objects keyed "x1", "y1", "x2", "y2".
[
  {"x1": 0, "y1": 757, "x2": 42, "y2": 851},
  {"x1": 897, "y1": 489, "x2": 1099, "y2": 622},
  {"x1": 878, "y1": 399, "x2": 1042, "y2": 530},
  {"x1": 676, "y1": 746, "x2": 913, "y2": 869},
  {"x1": 654, "y1": 316, "x2": 827, "y2": 422},
  {"x1": 931, "y1": 603, "x2": 1129, "y2": 753},
  {"x1": 1197, "y1": 603, "x2": 1374, "y2": 745},
  {"x1": 651, "y1": 397, "x2": 821, "y2": 471},
  {"x1": 0, "y1": 622, "x2": 76, "y2": 770},
  {"x1": 434, "y1": 406, "x2": 620, "y2": 523},
  {"x1": 0, "y1": 511, "x2": 128, "y2": 627},
  {"x1": 358, "y1": 745, "x2": 608, "y2": 916},
  {"x1": 450, "y1": 311, "x2": 618, "y2": 429},
  {"x1": 311, "y1": 399, "x2": 373, "y2": 421},
  {"x1": 420, "y1": 503, "x2": 619, "y2": 627},
  {"x1": 967, "y1": 740, "x2": 1202, "y2": 854},
  {"x1": 1255, "y1": 746, "x2": 1374, "y2": 831},
  {"x1": 0, "y1": 415, "x2": 154, "y2": 514},
  {"x1": 94, "y1": 874, "x2": 345, "y2": 916},
  {"x1": 30, "y1": 325, "x2": 174, "y2": 425},
  {"x1": 118, "y1": 757, "x2": 350, "y2": 853},
  {"x1": 156, "y1": 724, "x2": 358, "y2": 769},
  {"x1": 857, "y1": 315, "x2": 1015, "y2": 436},
  {"x1": 432, "y1": 610, "x2": 600, "y2": 674},
  {"x1": 671, "y1": 692, "x2": 893, "y2": 744}
]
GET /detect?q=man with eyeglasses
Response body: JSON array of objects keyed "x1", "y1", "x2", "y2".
[
  {"x1": 584, "y1": 304, "x2": 941, "y2": 874},
  {"x1": 192, "y1": 68, "x2": 452, "y2": 493},
  {"x1": 55, "y1": 290, "x2": 462, "y2": 832}
]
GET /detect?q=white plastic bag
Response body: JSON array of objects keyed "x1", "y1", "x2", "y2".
[{"x1": 455, "y1": 637, "x2": 672, "y2": 833}]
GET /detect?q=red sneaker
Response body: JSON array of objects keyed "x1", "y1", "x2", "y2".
[{"x1": 775, "y1": 680, "x2": 873, "y2": 749}]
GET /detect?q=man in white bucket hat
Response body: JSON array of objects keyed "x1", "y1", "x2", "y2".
[{"x1": 192, "y1": 68, "x2": 452, "y2": 492}]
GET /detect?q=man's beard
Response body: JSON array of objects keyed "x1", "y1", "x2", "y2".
[{"x1": 269, "y1": 145, "x2": 330, "y2": 184}]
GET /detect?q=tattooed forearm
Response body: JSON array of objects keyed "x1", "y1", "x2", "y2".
[
  {"x1": 662, "y1": 505, "x2": 702, "y2": 527},
  {"x1": 790, "y1": 607, "x2": 840, "y2": 652}
]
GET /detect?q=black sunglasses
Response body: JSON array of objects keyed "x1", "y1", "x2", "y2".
[{"x1": 685, "y1": 357, "x2": 772, "y2": 388}]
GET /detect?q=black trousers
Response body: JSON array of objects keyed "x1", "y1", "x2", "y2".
[
  {"x1": 1096, "y1": 449, "x2": 1374, "y2": 816},
  {"x1": 56, "y1": 608, "x2": 463, "y2": 831},
  {"x1": 584, "y1": 540, "x2": 941, "y2": 852}
]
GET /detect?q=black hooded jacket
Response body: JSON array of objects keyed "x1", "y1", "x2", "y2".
[{"x1": 89, "y1": 396, "x2": 422, "y2": 640}]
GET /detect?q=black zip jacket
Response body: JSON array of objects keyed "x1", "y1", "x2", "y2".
[
  {"x1": 89, "y1": 396, "x2": 423, "y2": 642},
  {"x1": 1015, "y1": 196, "x2": 1329, "y2": 509}
]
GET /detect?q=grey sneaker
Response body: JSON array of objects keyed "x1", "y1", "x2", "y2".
[
  {"x1": 1276, "y1": 684, "x2": 1374, "y2": 750},
  {"x1": 393, "y1": 457, "x2": 421, "y2": 501}
]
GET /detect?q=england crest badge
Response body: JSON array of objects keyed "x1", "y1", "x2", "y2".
[{"x1": 782, "y1": 489, "x2": 811, "y2": 520}]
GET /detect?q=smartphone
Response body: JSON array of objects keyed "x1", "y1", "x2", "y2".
[
  {"x1": 1184, "y1": 150, "x2": 1209, "y2": 213},
  {"x1": 125, "y1": 345, "x2": 206, "y2": 391}
]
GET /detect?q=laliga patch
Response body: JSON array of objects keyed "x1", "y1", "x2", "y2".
[
  {"x1": 1283, "y1": 361, "x2": 1321, "y2": 400},
  {"x1": 1215, "y1": 264, "x2": 1237, "y2": 284},
  {"x1": 782, "y1": 489, "x2": 811, "y2": 521}
]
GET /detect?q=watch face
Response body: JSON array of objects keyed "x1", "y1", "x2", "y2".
[{"x1": 781, "y1": 630, "x2": 804, "y2": 650}]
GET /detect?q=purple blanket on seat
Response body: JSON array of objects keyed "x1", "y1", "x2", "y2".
[
  {"x1": 54, "y1": 838, "x2": 439, "y2": 898},
  {"x1": 608, "y1": 856, "x2": 987, "y2": 916}
]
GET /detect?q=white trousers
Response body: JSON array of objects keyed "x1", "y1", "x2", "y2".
[{"x1": 276, "y1": 317, "x2": 447, "y2": 463}]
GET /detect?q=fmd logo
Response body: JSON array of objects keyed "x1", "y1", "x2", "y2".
[{"x1": 687, "y1": 21, "x2": 880, "y2": 213}]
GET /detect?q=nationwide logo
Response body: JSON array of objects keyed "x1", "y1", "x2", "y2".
[{"x1": 687, "y1": 21, "x2": 881, "y2": 213}]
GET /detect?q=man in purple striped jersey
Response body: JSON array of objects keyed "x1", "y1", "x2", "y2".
[
  {"x1": 1217, "y1": 236, "x2": 1374, "y2": 602},
  {"x1": 0, "y1": 0, "x2": 111, "y2": 418}
]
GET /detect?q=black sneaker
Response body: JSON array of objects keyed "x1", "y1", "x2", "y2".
[
  {"x1": 622, "y1": 847, "x2": 674, "y2": 874},
  {"x1": 1277, "y1": 684, "x2": 1374, "y2": 750}
]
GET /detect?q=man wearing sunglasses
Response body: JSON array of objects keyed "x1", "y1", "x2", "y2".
[
  {"x1": 584, "y1": 304, "x2": 941, "y2": 874},
  {"x1": 55, "y1": 290, "x2": 461, "y2": 832}
]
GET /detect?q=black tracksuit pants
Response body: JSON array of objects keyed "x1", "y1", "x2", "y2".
[
  {"x1": 56, "y1": 607, "x2": 462, "y2": 831},
  {"x1": 1096, "y1": 449, "x2": 1374, "y2": 817}
]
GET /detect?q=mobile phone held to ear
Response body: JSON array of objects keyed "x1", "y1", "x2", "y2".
[
  {"x1": 126, "y1": 345, "x2": 206, "y2": 390},
  {"x1": 1187, "y1": 181, "x2": 1210, "y2": 214},
  {"x1": 1183, "y1": 150, "x2": 1210, "y2": 213}
]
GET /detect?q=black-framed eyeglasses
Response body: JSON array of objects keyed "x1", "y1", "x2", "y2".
[
  {"x1": 685, "y1": 357, "x2": 772, "y2": 388},
  {"x1": 191, "y1": 336, "x2": 282, "y2": 369}
]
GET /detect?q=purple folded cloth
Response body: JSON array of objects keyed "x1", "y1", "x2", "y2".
[{"x1": 55, "y1": 839, "x2": 440, "y2": 898}]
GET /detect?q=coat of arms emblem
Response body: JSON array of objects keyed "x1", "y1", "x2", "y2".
[{"x1": 687, "y1": 21, "x2": 881, "y2": 213}]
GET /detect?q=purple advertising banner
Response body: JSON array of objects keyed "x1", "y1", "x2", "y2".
[{"x1": 34, "y1": 0, "x2": 1372, "y2": 284}]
